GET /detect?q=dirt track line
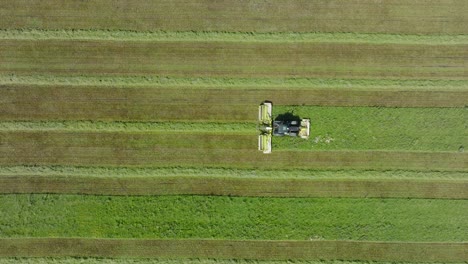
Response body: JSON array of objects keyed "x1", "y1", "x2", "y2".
[
  {"x1": 1, "y1": 0, "x2": 467, "y2": 34},
  {"x1": 1, "y1": 175, "x2": 466, "y2": 199},
  {"x1": 1, "y1": 40, "x2": 466, "y2": 79},
  {"x1": 0, "y1": 238, "x2": 465, "y2": 262}
]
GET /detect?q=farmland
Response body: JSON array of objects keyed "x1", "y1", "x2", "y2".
[{"x1": 0, "y1": 0, "x2": 467, "y2": 263}]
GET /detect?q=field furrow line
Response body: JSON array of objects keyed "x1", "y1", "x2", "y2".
[
  {"x1": 0, "y1": 175, "x2": 466, "y2": 199},
  {"x1": 1, "y1": 0, "x2": 467, "y2": 34},
  {"x1": 1, "y1": 40, "x2": 466, "y2": 79},
  {"x1": 0, "y1": 238, "x2": 466, "y2": 262}
]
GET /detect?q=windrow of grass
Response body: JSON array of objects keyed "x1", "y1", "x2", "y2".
[
  {"x1": 1, "y1": 166, "x2": 466, "y2": 180},
  {"x1": 0, "y1": 195, "x2": 467, "y2": 242},
  {"x1": 3, "y1": 75, "x2": 468, "y2": 90},
  {"x1": 2, "y1": 29, "x2": 468, "y2": 45},
  {"x1": 1, "y1": 40, "x2": 466, "y2": 79},
  {"x1": 0, "y1": 238, "x2": 466, "y2": 262},
  {"x1": 1, "y1": 104, "x2": 464, "y2": 152},
  {"x1": 1, "y1": 0, "x2": 467, "y2": 34},
  {"x1": 1, "y1": 175, "x2": 466, "y2": 199}
]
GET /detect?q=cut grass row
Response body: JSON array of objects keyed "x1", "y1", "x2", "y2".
[
  {"x1": 2, "y1": 85, "x2": 467, "y2": 118},
  {"x1": 1, "y1": 166, "x2": 466, "y2": 180},
  {"x1": 1, "y1": 40, "x2": 466, "y2": 79},
  {"x1": 3, "y1": 29, "x2": 468, "y2": 45},
  {"x1": 1, "y1": 0, "x2": 467, "y2": 34},
  {"x1": 3, "y1": 75, "x2": 468, "y2": 90},
  {"x1": 1, "y1": 105, "x2": 465, "y2": 152},
  {"x1": 0, "y1": 238, "x2": 466, "y2": 262},
  {"x1": 1, "y1": 195, "x2": 467, "y2": 242},
  {"x1": 1, "y1": 131, "x2": 466, "y2": 170},
  {"x1": 1, "y1": 175, "x2": 466, "y2": 199}
]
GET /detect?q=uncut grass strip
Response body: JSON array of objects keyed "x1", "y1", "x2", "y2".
[
  {"x1": 2, "y1": 75, "x2": 468, "y2": 90},
  {"x1": 2, "y1": 195, "x2": 466, "y2": 241},
  {"x1": 0, "y1": 0, "x2": 467, "y2": 34},
  {"x1": 0, "y1": 131, "x2": 466, "y2": 170},
  {"x1": 2, "y1": 86, "x2": 467, "y2": 118},
  {"x1": 0, "y1": 175, "x2": 466, "y2": 199},
  {"x1": 1, "y1": 40, "x2": 467, "y2": 79},
  {"x1": 0, "y1": 238, "x2": 466, "y2": 262}
]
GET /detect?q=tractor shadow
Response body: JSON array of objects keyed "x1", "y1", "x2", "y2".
[{"x1": 274, "y1": 112, "x2": 301, "y2": 123}]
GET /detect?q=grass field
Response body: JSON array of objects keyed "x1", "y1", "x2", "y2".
[
  {"x1": 1, "y1": 195, "x2": 467, "y2": 242},
  {"x1": 0, "y1": 238, "x2": 466, "y2": 262},
  {"x1": 1, "y1": 0, "x2": 467, "y2": 262},
  {"x1": 1, "y1": 0, "x2": 467, "y2": 34}
]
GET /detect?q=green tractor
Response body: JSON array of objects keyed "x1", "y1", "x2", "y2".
[{"x1": 258, "y1": 101, "x2": 310, "y2": 154}]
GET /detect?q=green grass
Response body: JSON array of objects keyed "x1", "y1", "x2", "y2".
[
  {"x1": 2, "y1": 74, "x2": 468, "y2": 90},
  {"x1": 0, "y1": 166, "x2": 466, "y2": 180},
  {"x1": 0, "y1": 238, "x2": 466, "y2": 262},
  {"x1": 1, "y1": 259, "x2": 465, "y2": 264},
  {"x1": 1, "y1": 175, "x2": 466, "y2": 199},
  {"x1": 1, "y1": 40, "x2": 466, "y2": 79},
  {"x1": 2, "y1": 29, "x2": 468, "y2": 45},
  {"x1": 0, "y1": 195, "x2": 467, "y2": 242},
  {"x1": 274, "y1": 106, "x2": 466, "y2": 152},
  {"x1": 1, "y1": 0, "x2": 466, "y2": 34}
]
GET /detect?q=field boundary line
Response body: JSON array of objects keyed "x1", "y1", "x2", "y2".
[
  {"x1": 1, "y1": 29, "x2": 468, "y2": 45},
  {"x1": 0, "y1": 175, "x2": 466, "y2": 199},
  {"x1": 0, "y1": 238, "x2": 465, "y2": 262}
]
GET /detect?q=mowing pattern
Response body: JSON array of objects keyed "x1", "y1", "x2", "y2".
[{"x1": 1, "y1": 0, "x2": 467, "y2": 262}]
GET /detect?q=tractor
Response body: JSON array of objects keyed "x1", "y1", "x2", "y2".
[{"x1": 258, "y1": 101, "x2": 310, "y2": 154}]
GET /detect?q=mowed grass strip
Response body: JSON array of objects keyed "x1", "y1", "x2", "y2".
[
  {"x1": 2, "y1": 86, "x2": 467, "y2": 122},
  {"x1": 0, "y1": 104, "x2": 464, "y2": 152},
  {"x1": 0, "y1": 239, "x2": 466, "y2": 262},
  {"x1": 1, "y1": 0, "x2": 467, "y2": 34},
  {"x1": 2, "y1": 259, "x2": 466, "y2": 264},
  {"x1": 1, "y1": 175, "x2": 466, "y2": 199},
  {"x1": 0, "y1": 131, "x2": 466, "y2": 170},
  {"x1": 1, "y1": 40, "x2": 466, "y2": 79},
  {"x1": 1, "y1": 195, "x2": 467, "y2": 242},
  {"x1": 3, "y1": 75, "x2": 468, "y2": 90},
  {"x1": 1, "y1": 165, "x2": 467, "y2": 180},
  {"x1": 0, "y1": 131, "x2": 468, "y2": 171}
]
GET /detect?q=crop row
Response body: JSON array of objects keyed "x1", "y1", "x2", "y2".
[
  {"x1": 1, "y1": 0, "x2": 466, "y2": 34},
  {"x1": 1, "y1": 40, "x2": 466, "y2": 79}
]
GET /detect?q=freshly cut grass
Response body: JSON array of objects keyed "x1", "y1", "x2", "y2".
[
  {"x1": 1, "y1": 175, "x2": 466, "y2": 199},
  {"x1": 3, "y1": 29, "x2": 468, "y2": 45},
  {"x1": 1, "y1": 165, "x2": 466, "y2": 180},
  {"x1": 1, "y1": 104, "x2": 465, "y2": 152},
  {"x1": 2, "y1": 86, "x2": 467, "y2": 122},
  {"x1": 2, "y1": 259, "x2": 465, "y2": 264},
  {"x1": 0, "y1": 239, "x2": 466, "y2": 262},
  {"x1": 3, "y1": 75, "x2": 468, "y2": 90},
  {"x1": 1, "y1": 195, "x2": 467, "y2": 242},
  {"x1": 273, "y1": 106, "x2": 466, "y2": 152},
  {"x1": 0, "y1": 131, "x2": 466, "y2": 170},
  {"x1": 1, "y1": 40, "x2": 466, "y2": 79},
  {"x1": 1, "y1": 0, "x2": 467, "y2": 34}
]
